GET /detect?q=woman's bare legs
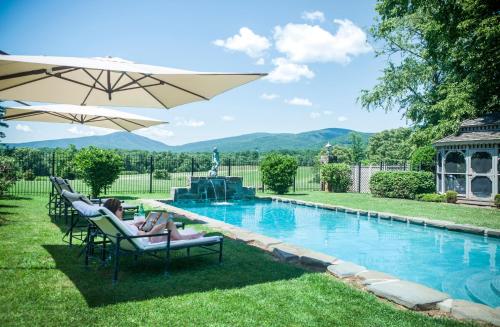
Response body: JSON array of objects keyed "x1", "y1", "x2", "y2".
[{"x1": 166, "y1": 221, "x2": 205, "y2": 240}]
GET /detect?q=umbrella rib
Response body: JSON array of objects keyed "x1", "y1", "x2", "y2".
[
  {"x1": 3, "y1": 110, "x2": 45, "y2": 120},
  {"x1": 105, "y1": 117, "x2": 131, "y2": 132},
  {"x1": 119, "y1": 117, "x2": 147, "y2": 128},
  {"x1": 0, "y1": 75, "x2": 52, "y2": 92},
  {"x1": 112, "y1": 74, "x2": 149, "y2": 92},
  {"x1": 46, "y1": 111, "x2": 79, "y2": 122},
  {"x1": 143, "y1": 74, "x2": 209, "y2": 100},
  {"x1": 46, "y1": 71, "x2": 107, "y2": 92},
  {"x1": 81, "y1": 70, "x2": 104, "y2": 105},
  {"x1": 113, "y1": 82, "x2": 162, "y2": 92},
  {"x1": 0, "y1": 66, "x2": 72, "y2": 80},
  {"x1": 82, "y1": 69, "x2": 107, "y2": 90},
  {"x1": 111, "y1": 72, "x2": 126, "y2": 90},
  {"x1": 123, "y1": 72, "x2": 170, "y2": 109}
]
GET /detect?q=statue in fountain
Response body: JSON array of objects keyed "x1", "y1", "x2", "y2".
[{"x1": 208, "y1": 147, "x2": 220, "y2": 177}]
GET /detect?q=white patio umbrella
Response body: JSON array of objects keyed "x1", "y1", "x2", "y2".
[
  {"x1": 0, "y1": 54, "x2": 266, "y2": 109},
  {"x1": 2, "y1": 104, "x2": 167, "y2": 132}
]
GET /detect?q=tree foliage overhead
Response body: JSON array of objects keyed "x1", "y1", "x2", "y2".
[
  {"x1": 0, "y1": 105, "x2": 8, "y2": 142},
  {"x1": 366, "y1": 128, "x2": 413, "y2": 163},
  {"x1": 360, "y1": 0, "x2": 500, "y2": 145}
]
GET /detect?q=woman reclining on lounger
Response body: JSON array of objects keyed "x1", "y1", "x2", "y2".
[{"x1": 103, "y1": 198, "x2": 205, "y2": 242}]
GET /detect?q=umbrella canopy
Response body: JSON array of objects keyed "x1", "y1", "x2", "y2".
[
  {"x1": 2, "y1": 104, "x2": 167, "y2": 132},
  {"x1": 0, "y1": 54, "x2": 266, "y2": 109}
]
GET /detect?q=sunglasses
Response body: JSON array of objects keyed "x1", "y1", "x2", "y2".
[{"x1": 118, "y1": 206, "x2": 123, "y2": 211}]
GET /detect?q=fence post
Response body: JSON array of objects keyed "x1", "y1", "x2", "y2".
[
  {"x1": 149, "y1": 155, "x2": 153, "y2": 193},
  {"x1": 403, "y1": 161, "x2": 407, "y2": 171},
  {"x1": 51, "y1": 151, "x2": 56, "y2": 177},
  {"x1": 228, "y1": 158, "x2": 231, "y2": 176},
  {"x1": 191, "y1": 158, "x2": 194, "y2": 176},
  {"x1": 293, "y1": 174, "x2": 296, "y2": 193},
  {"x1": 357, "y1": 162, "x2": 361, "y2": 193},
  {"x1": 380, "y1": 161, "x2": 383, "y2": 171}
]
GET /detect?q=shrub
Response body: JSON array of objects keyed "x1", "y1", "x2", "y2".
[
  {"x1": 495, "y1": 195, "x2": 500, "y2": 209},
  {"x1": 260, "y1": 153, "x2": 298, "y2": 194},
  {"x1": 410, "y1": 145, "x2": 436, "y2": 172},
  {"x1": 153, "y1": 169, "x2": 171, "y2": 180},
  {"x1": 445, "y1": 191, "x2": 458, "y2": 204},
  {"x1": 74, "y1": 147, "x2": 123, "y2": 198},
  {"x1": 22, "y1": 169, "x2": 36, "y2": 181},
  {"x1": 370, "y1": 171, "x2": 435, "y2": 199},
  {"x1": 0, "y1": 156, "x2": 17, "y2": 196},
  {"x1": 416, "y1": 193, "x2": 445, "y2": 202},
  {"x1": 320, "y1": 163, "x2": 351, "y2": 192},
  {"x1": 58, "y1": 165, "x2": 77, "y2": 180}
]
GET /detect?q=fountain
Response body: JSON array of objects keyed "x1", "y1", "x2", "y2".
[{"x1": 171, "y1": 147, "x2": 255, "y2": 202}]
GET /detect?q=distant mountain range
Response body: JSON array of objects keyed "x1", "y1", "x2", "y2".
[{"x1": 6, "y1": 128, "x2": 372, "y2": 152}]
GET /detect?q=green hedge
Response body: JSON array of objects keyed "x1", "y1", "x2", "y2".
[
  {"x1": 320, "y1": 163, "x2": 351, "y2": 192},
  {"x1": 416, "y1": 193, "x2": 445, "y2": 202},
  {"x1": 370, "y1": 171, "x2": 435, "y2": 199},
  {"x1": 260, "y1": 153, "x2": 298, "y2": 194}
]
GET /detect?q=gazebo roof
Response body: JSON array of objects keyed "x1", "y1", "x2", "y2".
[{"x1": 433, "y1": 113, "x2": 500, "y2": 146}]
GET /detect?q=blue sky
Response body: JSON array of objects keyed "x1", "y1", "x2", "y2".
[{"x1": 0, "y1": 0, "x2": 407, "y2": 145}]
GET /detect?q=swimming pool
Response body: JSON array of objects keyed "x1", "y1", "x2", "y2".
[{"x1": 173, "y1": 199, "x2": 500, "y2": 307}]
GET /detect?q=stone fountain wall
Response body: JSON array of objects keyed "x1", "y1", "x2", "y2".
[{"x1": 171, "y1": 176, "x2": 256, "y2": 201}]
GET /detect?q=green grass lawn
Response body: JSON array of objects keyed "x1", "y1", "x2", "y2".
[
  {"x1": 0, "y1": 195, "x2": 471, "y2": 326},
  {"x1": 272, "y1": 191, "x2": 500, "y2": 229}
]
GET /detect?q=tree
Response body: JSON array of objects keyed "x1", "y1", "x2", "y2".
[
  {"x1": 0, "y1": 156, "x2": 17, "y2": 196},
  {"x1": 360, "y1": 0, "x2": 500, "y2": 146},
  {"x1": 320, "y1": 163, "x2": 352, "y2": 192},
  {"x1": 74, "y1": 147, "x2": 123, "y2": 198},
  {"x1": 366, "y1": 128, "x2": 413, "y2": 164},
  {"x1": 260, "y1": 153, "x2": 298, "y2": 194},
  {"x1": 410, "y1": 145, "x2": 436, "y2": 172},
  {"x1": 331, "y1": 145, "x2": 352, "y2": 164},
  {"x1": 348, "y1": 132, "x2": 365, "y2": 163}
]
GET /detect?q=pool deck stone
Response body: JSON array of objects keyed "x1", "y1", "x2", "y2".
[
  {"x1": 449, "y1": 300, "x2": 500, "y2": 326},
  {"x1": 142, "y1": 198, "x2": 500, "y2": 325},
  {"x1": 327, "y1": 262, "x2": 367, "y2": 278},
  {"x1": 355, "y1": 270, "x2": 399, "y2": 285},
  {"x1": 366, "y1": 280, "x2": 450, "y2": 310}
]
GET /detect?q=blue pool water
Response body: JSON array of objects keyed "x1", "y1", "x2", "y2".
[{"x1": 173, "y1": 200, "x2": 500, "y2": 307}]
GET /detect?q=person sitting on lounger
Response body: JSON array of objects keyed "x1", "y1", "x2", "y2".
[{"x1": 103, "y1": 198, "x2": 205, "y2": 242}]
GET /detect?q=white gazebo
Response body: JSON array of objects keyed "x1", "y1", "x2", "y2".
[{"x1": 433, "y1": 113, "x2": 500, "y2": 203}]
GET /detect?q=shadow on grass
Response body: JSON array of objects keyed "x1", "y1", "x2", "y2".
[
  {"x1": 43, "y1": 237, "x2": 309, "y2": 308},
  {"x1": 0, "y1": 195, "x2": 33, "y2": 201}
]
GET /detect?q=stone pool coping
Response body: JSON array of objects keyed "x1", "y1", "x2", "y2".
[{"x1": 141, "y1": 198, "x2": 500, "y2": 326}]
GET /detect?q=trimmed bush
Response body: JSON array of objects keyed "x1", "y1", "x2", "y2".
[
  {"x1": 320, "y1": 163, "x2": 351, "y2": 192},
  {"x1": 74, "y1": 147, "x2": 123, "y2": 198},
  {"x1": 153, "y1": 169, "x2": 171, "y2": 180},
  {"x1": 260, "y1": 153, "x2": 298, "y2": 194},
  {"x1": 22, "y1": 169, "x2": 36, "y2": 181},
  {"x1": 495, "y1": 195, "x2": 500, "y2": 209},
  {"x1": 416, "y1": 193, "x2": 446, "y2": 202},
  {"x1": 369, "y1": 171, "x2": 435, "y2": 199},
  {"x1": 445, "y1": 191, "x2": 458, "y2": 204},
  {"x1": 0, "y1": 156, "x2": 17, "y2": 196}
]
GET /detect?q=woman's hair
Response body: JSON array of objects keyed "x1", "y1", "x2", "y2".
[{"x1": 103, "y1": 198, "x2": 122, "y2": 215}]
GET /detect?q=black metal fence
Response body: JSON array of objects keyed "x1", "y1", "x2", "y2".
[{"x1": 5, "y1": 151, "x2": 411, "y2": 195}]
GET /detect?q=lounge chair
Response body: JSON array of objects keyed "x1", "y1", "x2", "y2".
[
  {"x1": 77, "y1": 203, "x2": 223, "y2": 283},
  {"x1": 61, "y1": 190, "x2": 185, "y2": 247}
]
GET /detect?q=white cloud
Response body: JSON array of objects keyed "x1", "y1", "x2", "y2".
[
  {"x1": 323, "y1": 110, "x2": 333, "y2": 115},
  {"x1": 15, "y1": 124, "x2": 32, "y2": 132},
  {"x1": 265, "y1": 57, "x2": 315, "y2": 83},
  {"x1": 255, "y1": 58, "x2": 265, "y2": 65},
  {"x1": 221, "y1": 115, "x2": 235, "y2": 121},
  {"x1": 67, "y1": 126, "x2": 95, "y2": 136},
  {"x1": 337, "y1": 116, "x2": 348, "y2": 122},
  {"x1": 273, "y1": 20, "x2": 372, "y2": 64},
  {"x1": 260, "y1": 93, "x2": 279, "y2": 100},
  {"x1": 213, "y1": 27, "x2": 271, "y2": 58},
  {"x1": 285, "y1": 97, "x2": 313, "y2": 106},
  {"x1": 175, "y1": 118, "x2": 205, "y2": 128},
  {"x1": 301, "y1": 11, "x2": 325, "y2": 22},
  {"x1": 310, "y1": 112, "x2": 321, "y2": 119},
  {"x1": 134, "y1": 125, "x2": 174, "y2": 141}
]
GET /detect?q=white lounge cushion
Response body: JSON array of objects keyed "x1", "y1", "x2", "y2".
[
  {"x1": 143, "y1": 235, "x2": 223, "y2": 251},
  {"x1": 72, "y1": 200, "x2": 100, "y2": 217}
]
